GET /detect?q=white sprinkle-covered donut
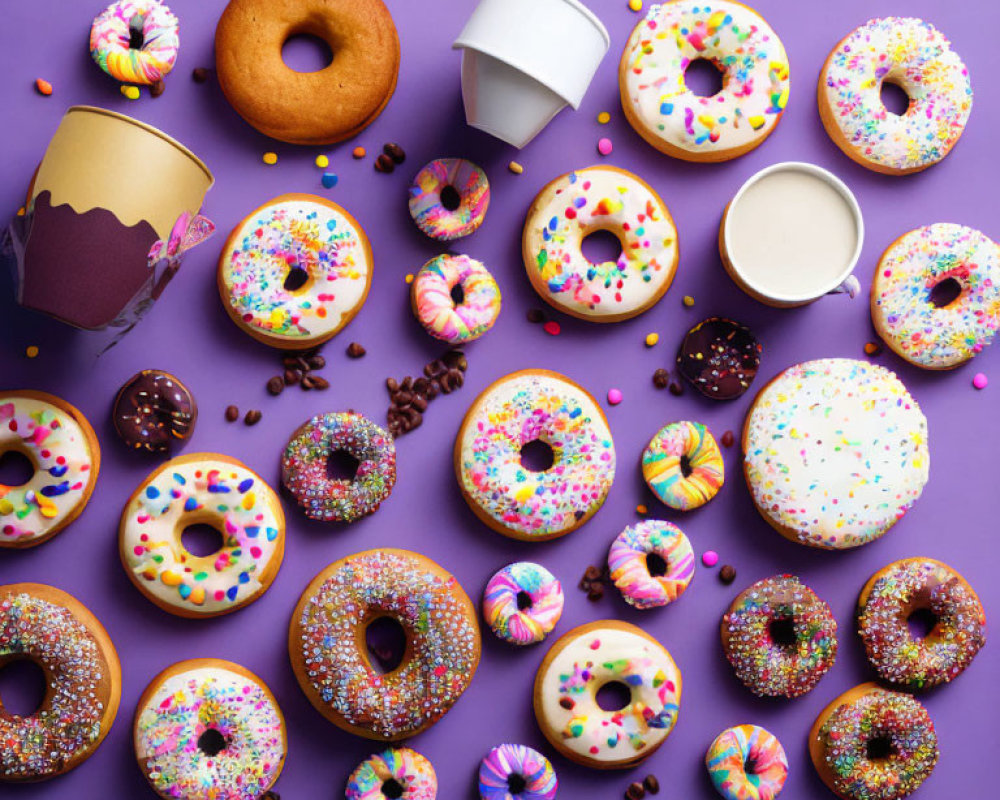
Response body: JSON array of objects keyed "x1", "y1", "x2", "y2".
[
  {"x1": 872, "y1": 224, "x2": 1000, "y2": 369},
  {"x1": 90, "y1": 0, "x2": 180, "y2": 85},
  {"x1": 522, "y1": 166, "x2": 678, "y2": 321},
  {"x1": 411, "y1": 254, "x2": 501, "y2": 344},
  {"x1": 818, "y1": 18, "x2": 972, "y2": 174},
  {"x1": 743, "y1": 359, "x2": 929, "y2": 550},
  {"x1": 619, "y1": 1, "x2": 790, "y2": 161}
]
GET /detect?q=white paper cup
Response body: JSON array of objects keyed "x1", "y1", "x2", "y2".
[{"x1": 453, "y1": 0, "x2": 609, "y2": 148}]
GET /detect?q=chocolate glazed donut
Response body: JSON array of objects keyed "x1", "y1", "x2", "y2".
[{"x1": 112, "y1": 370, "x2": 197, "y2": 453}]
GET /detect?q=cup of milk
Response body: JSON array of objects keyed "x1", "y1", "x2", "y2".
[{"x1": 719, "y1": 162, "x2": 863, "y2": 307}]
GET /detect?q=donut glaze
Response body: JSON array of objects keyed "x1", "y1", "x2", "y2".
[
  {"x1": 479, "y1": 744, "x2": 557, "y2": 800},
  {"x1": 90, "y1": 0, "x2": 180, "y2": 85},
  {"x1": 743, "y1": 359, "x2": 929, "y2": 550},
  {"x1": 642, "y1": 421, "x2": 724, "y2": 510},
  {"x1": 346, "y1": 747, "x2": 437, "y2": 800},
  {"x1": 608, "y1": 521, "x2": 695, "y2": 609},
  {"x1": 408, "y1": 159, "x2": 490, "y2": 241},
  {"x1": 818, "y1": 18, "x2": 972, "y2": 174},
  {"x1": 411, "y1": 254, "x2": 501, "y2": 344},
  {"x1": 620, "y1": 1, "x2": 790, "y2": 162},
  {"x1": 706, "y1": 724, "x2": 788, "y2": 800},
  {"x1": 483, "y1": 562, "x2": 564, "y2": 646},
  {"x1": 872, "y1": 224, "x2": 1000, "y2": 369},
  {"x1": 522, "y1": 166, "x2": 678, "y2": 321}
]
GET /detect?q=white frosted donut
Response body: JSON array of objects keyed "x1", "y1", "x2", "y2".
[
  {"x1": 522, "y1": 166, "x2": 678, "y2": 321},
  {"x1": 619, "y1": 1, "x2": 790, "y2": 161},
  {"x1": 743, "y1": 359, "x2": 929, "y2": 550}
]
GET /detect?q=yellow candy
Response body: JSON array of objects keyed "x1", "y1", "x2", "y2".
[
  {"x1": 25, "y1": 346, "x2": 39, "y2": 358},
  {"x1": 405, "y1": 273, "x2": 414, "y2": 284},
  {"x1": 597, "y1": 111, "x2": 611, "y2": 124},
  {"x1": 120, "y1": 85, "x2": 140, "y2": 100},
  {"x1": 628, "y1": 0, "x2": 642, "y2": 11},
  {"x1": 514, "y1": 485, "x2": 535, "y2": 503},
  {"x1": 508, "y1": 161, "x2": 524, "y2": 174},
  {"x1": 0, "y1": 500, "x2": 12, "y2": 515},
  {"x1": 161, "y1": 570, "x2": 183, "y2": 586},
  {"x1": 242, "y1": 491, "x2": 256, "y2": 511},
  {"x1": 683, "y1": 295, "x2": 695, "y2": 307},
  {"x1": 315, "y1": 154, "x2": 329, "y2": 168},
  {"x1": 645, "y1": 333, "x2": 659, "y2": 347},
  {"x1": 189, "y1": 587, "x2": 206, "y2": 606},
  {"x1": 262, "y1": 152, "x2": 278, "y2": 165},
  {"x1": 748, "y1": 115, "x2": 766, "y2": 130}
]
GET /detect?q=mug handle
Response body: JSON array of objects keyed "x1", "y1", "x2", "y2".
[{"x1": 828, "y1": 274, "x2": 860, "y2": 299}]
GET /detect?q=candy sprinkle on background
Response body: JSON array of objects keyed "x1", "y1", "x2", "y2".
[
  {"x1": 315, "y1": 154, "x2": 329, "y2": 168},
  {"x1": 34, "y1": 78, "x2": 52, "y2": 95},
  {"x1": 598, "y1": 137, "x2": 613, "y2": 155},
  {"x1": 597, "y1": 111, "x2": 611, "y2": 124},
  {"x1": 608, "y1": 388, "x2": 623, "y2": 405},
  {"x1": 645, "y1": 333, "x2": 659, "y2": 347},
  {"x1": 262, "y1": 152, "x2": 278, "y2": 165},
  {"x1": 973, "y1": 373, "x2": 988, "y2": 390},
  {"x1": 702, "y1": 550, "x2": 719, "y2": 567}
]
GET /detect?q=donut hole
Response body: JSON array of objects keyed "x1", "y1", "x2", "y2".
[
  {"x1": 516, "y1": 590, "x2": 533, "y2": 611},
  {"x1": 684, "y1": 58, "x2": 724, "y2": 97},
  {"x1": 907, "y1": 607, "x2": 939, "y2": 640},
  {"x1": 365, "y1": 616, "x2": 407, "y2": 674},
  {"x1": 520, "y1": 439, "x2": 555, "y2": 472},
  {"x1": 0, "y1": 450, "x2": 34, "y2": 487},
  {"x1": 283, "y1": 266, "x2": 311, "y2": 293},
  {"x1": 743, "y1": 756, "x2": 760, "y2": 775},
  {"x1": 281, "y1": 33, "x2": 334, "y2": 73},
  {"x1": 326, "y1": 449, "x2": 360, "y2": 482},
  {"x1": 866, "y1": 735, "x2": 897, "y2": 761},
  {"x1": 128, "y1": 16, "x2": 145, "y2": 50},
  {"x1": 928, "y1": 277, "x2": 963, "y2": 308},
  {"x1": 439, "y1": 185, "x2": 462, "y2": 212},
  {"x1": 581, "y1": 229, "x2": 623, "y2": 266},
  {"x1": 381, "y1": 778, "x2": 405, "y2": 799},
  {"x1": 450, "y1": 283, "x2": 466, "y2": 306},
  {"x1": 646, "y1": 552, "x2": 668, "y2": 578},
  {"x1": 679, "y1": 454, "x2": 693, "y2": 479},
  {"x1": 197, "y1": 728, "x2": 227, "y2": 757},
  {"x1": 768, "y1": 617, "x2": 797, "y2": 648},
  {"x1": 181, "y1": 523, "x2": 225, "y2": 558},
  {"x1": 0, "y1": 658, "x2": 47, "y2": 717},
  {"x1": 880, "y1": 80, "x2": 911, "y2": 116},
  {"x1": 596, "y1": 680, "x2": 632, "y2": 711},
  {"x1": 507, "y1": 773, "x2": 528, "y2": 795}
]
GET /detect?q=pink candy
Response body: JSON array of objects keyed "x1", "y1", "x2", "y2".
[
  {"x1": 597, "y1": 137, "x2": 613, "y2": 155},
  {"x1": 702, "y1": 550, "x2": 719, "y2": 567},
  {"x1": 607, "y1": 388, "x2": 623, "y2": 405},
  {"x1": 973, "y1": 372, "x2": 988, "y2": 390}
]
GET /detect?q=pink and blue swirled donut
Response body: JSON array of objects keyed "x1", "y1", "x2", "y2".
[
  {"x1": 478, "y1": 744, "x2": 557, "y2": 800},
  {"x1": 482, "y1": 562, "x2": 564, "y2": 646},
  {"x1": 408, "y1": 158, "x2": 490, "y2": 241}
]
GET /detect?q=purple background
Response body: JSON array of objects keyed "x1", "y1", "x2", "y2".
[{"x1": 1, "y1": 1, "x2": 998, "y2": 797}]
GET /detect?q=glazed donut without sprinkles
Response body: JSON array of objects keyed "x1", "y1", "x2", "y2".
[
  {"x1": 411, "y1": 254, "x2": 501, "y2": 345},
  {"x1": 289, "y1": 549, "x2": 480, "y2": 740},
  {"x1": 134, "y1": 659, "x2": 286, "y2": 800},
  {"x1": 706, "y1": 725, "x2": 788, "y2": 800},
  {"x1": 534, "y1": 620, "x2": 681, "y2": 769},
  {"x1": 409, "y1": 159, "x2": 490, "y2": 241},
  {"x1": 119, "y1": 453, "x2": 285, "y2": 618},
  {"x1": 347, "y1": 747, "x2": 437, "y2": 800},
  {"x1": 454, "y1": 369, "x2": 616, "y2": 541},
  {"x1": 483, "y1": 562, "x2": 564, "y2": 646},
  {"x1": 608, "y1": 521, "x2": 694, "y2": 610},
  {"x1": 522, "y1": 166, "x2": 678, "y2": 321},
  {"x1": 642, "y1": 421, "x2": 724, "y2": 510},
  {"x1": 743, "y1": 359, "x2": 929, "y2": 550},
  {"x1": 619, "y1": 1, "x2": 790, "y2": 162},
  {"x1": 818, "y1": 18, "x2": 972, "y2": 174},
  {"x1": 218, "y1": 193, "x2": 372, "y2": 349},
  {"x1": 857, "y1": 558, "x2": 986, "y2": 690},
  {"x1": 90, "y1": 0, "x2": 179, "y2": 85},
  {"x1": 872, "y1": 224, "x2": 1000, "y2": 369},
  {"x1": 809, "y1": 684, "x2": 938, "y2": 800},
  {"x1": 0, "y1": 583, "x2": 121, "y2": 782},
  {"x1": 215, "y1": 0, "x2": 399, "y2": 145},
  {"x1": 479, "y1": 744, "x2": 557, "y2": 800},
  {"x1": 0, "y1": 391, "x2": 100, "y2": 549}
]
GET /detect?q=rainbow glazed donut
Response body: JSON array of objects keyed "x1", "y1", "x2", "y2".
[
  {"x1": 818, "y1": 18, "x2": 972, "y2": 175},
  {"x1": 411, "y1": 254, "x2": 501, "y2": 345},
  {"x1": 871, "y1": 224, "x2": 1000, "y2": 369},
  {"x1": 0, "y1": 391, "x2": 100, "y2": 549},
  {"x1": 522, "y1": 166, "x2": 678, "y2": 321},
  {"x1": 90, "y1": 0, "x2": 180, "y2": 85},
  {"x1": 346, "y1": 747, "x2": 437, "y2": 800},
  {"x1": 721, "y1": 575, "x2": 838, "y2": 698},
  {"x1": 218, "y1": 194, "x2": 372, "y2": 350},
  {"x1": 409, "y1": 159, "x2": 490, "y2": 241},
  {"x1": 706, "y1": 725, "x2": 788, "y2": 800},
  {"x1": 479, "y1": 744, "x2": 557, "y2": 800},
  {"x1": 642, "y1": 421, "x2": 724, "y2": 511},
  {"x1": 857, "y1": 558, "x2": 986, "y2": 690},
  {"x1": 608, "y1": 520, "x2": 695, "y2": 610},
  {"x1": 809, "y1": 684, "x2": 938, "y2": 800},
  {"x1": 483, "y1": 562, "x2": 564, "y2": 646},
  {"x1": 134, "y1": 658, "x2": 286, "y2": 800},
  {"x1": 534, "y1": 620, "x2": 681, "y2": 769},
  {"x1": 454, "y1": 369, "x2": 616, "y2": 541}
]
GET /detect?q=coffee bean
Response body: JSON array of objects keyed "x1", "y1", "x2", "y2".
[
  {"x1": 295, "y1": 356, "x2": 311, "y2": 373},
  {"x1": 587, "y1": 583, "x2": 604, "y2": 602},
  {"x1": 719, "y1": 565, "x2": 737, "y2": 585},
  {"x1": 584, "y1": 565, "x2": 602, "y2": 581},
  {"x1": 386, "y1": 377, "x2": 399, "y2": 392},
  {"x1": 412, "y1": 395, "x2": 428, "y2": 412},
  {"x1": 412, "y1": 377, "x2": 431, "y2": 396},
  {"x1": 306, "y1": 355, "x2": 326, "y2": 370},
  {"x1": 301, "y1": 375, "x2": 317, "y2": 390},
  {"x1": 652, "y1": 368, "x2": 669, "y2": 389},
  {"x1": 383, "y1": 142, "x2": 406, "y2": 163},
  {"x1": 244, "y1": 409, "x2": 262, "y2": 426},
  {"x1": 625, "y1": 782, "x2": 646, "y2": 800},
  {"x1": 282, "y1": 355, "x2": 300, "y2": 368},
  {"x1": 266, "y1": 376, "x2": 284, "y2": 395},
  {"x1": 443, "y1": 350, "x2": 467, "y2": 371},
  {"x1": 643, "y1": 775, "x2": 659, "y2": 794},
  {"x1": 192, "y1": 67, "x2": 209, "y2": 83},
  {"x1": 374, "y1": 153, "x2": 395, "y2": 173},
  {"x1": 309, "y1": 376, "x2": 330, "y2": 390},
  {"x1": 668, "y1": 380, "x2": 684, "y2": 396},
  {"x1": 347, "y1": 342, "x2": 366, "y2": 358},
  {"x1": 425, "y1": 360, "x2": 446, "y2": 378},
  {"x1": 720, "y1": 430, "x2": 735, "y2": 448},
  {"x1": 438, "y1": 373, "x2": 455, "y2": 394},
  {"x1": 284, "y1": 369, "x2": 301, "y2": 386},
  {"x1": 150, "y1": 79, "x2": 165, "y2": 97},
  {"x1": 400, "y1": 376, "x2": 413, "y2": 391},
  {"x1": 224, "y1": 405, "x2": 239, "y2": 422},
  {"x1": 526, "y1": 308, "x2": 546, "y2": 323}
]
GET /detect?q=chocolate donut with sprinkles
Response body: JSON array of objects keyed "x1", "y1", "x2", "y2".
[
  {"x1": 677, "y1": 317, "x2": 761, "y2": 400},
  {"x1": 112, "y1": 369, "x2": 197, "y2": 453}
]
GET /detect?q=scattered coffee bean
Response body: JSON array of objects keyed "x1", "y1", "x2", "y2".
[
  {"x1": 150, "y1": 79, "x2": 165, "y2": 97},
  {"x1": 266, "y1": 376, "x2": 285, "y2": 395},
  {"x1": 261, "y1": 792, "x2": 280, "y2": 800},
  {"x1": 284, "y1": 368, "x2": 301, "y2": 386},
  {"x1": 374, "y1": 153, "x2": 395, "y2": 173},
  {"x1": 244, "y1": 409, "x2": 262, "y2": 426},
  {"x1": 643, "y1": 775, "x2": 659, "y2": 794},
  {"x1": 584, "y1": 565, "x2": 602, "y2": 581},
  {"x1": 587, "y1": 583, "x2": 604, "y2": 602},
  {"x1": 721, "y1": 430, "x2": 735, "y2": 448},
  {"x1": 385, "y1": 351, "x2": 469, "y2": 437},
  {"x1": 625, "y1": 782, "x2": 646, "y2": 800},
  {"x1": 309, "y1": 376, "x2": 330, "y2": 390},
  {"x1": 443, "y1": 349, "x2": 468, "y2": 371},
  {"x1": 386, "y1": 377, "x2": 399, "y2": 392},
  {"x1": 719, "y1": 564, "x2": 737, "y2": 585},
  {"x1": 383, "y1": 142, "x2": 406, "y2": 164},
  {"x1": 306, "y1": 354, "x2": 326, "y2": 370},
  {"x1": 668, "y1": 380, "x2": 684, "y2": 396},
  {"x1": 192, "y1": 67, "x2": 209, "y2": 83},
  {"x1": 224, "y1": 405, "x2": 239, "y2": 422},
  {"x1": 347, "y1": 342, "x2": 366, "y2": 358},
  {"x1": 526, "y1": 308, "x2": 546, "y2": 324},
  {"x1": 301, "y1": 375, "x2": 317, "y2": 390},
  {"x1": 652, "y1": 368, "x2": 669, "y2": 389}
]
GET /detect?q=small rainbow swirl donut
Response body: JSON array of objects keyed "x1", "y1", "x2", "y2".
[
  {"x1": 479, "y1": 744, "x2": 557, "y2": 800},
  {"x1": 409, "y1": 158, "x2": 490, "y2": 241},
  {"x1": 411, "y1": 254, "x2": 501, "y2": 345},
  {"x1": 642, "y1": 421, "x2": 724, "y2": 510},
  {"x1": 483, "y1": 562, "x2": 564, "y2": 646},
  {"x1": 608, "y1": 521, "x2": 695, "y2": 610},
  {"x1": 90, "y1": 0, "x2": 180, "y2": 85},
  {"x1": 346, "y1": 747, "x2": 437, "y2": 800},
  {"x1": 706, "y1": 725, "x2": 788, "y2": 800}
]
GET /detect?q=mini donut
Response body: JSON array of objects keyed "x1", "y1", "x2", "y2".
[
  {"x1": 534, "y1": 620, "x2": 682, "y2": 769},
  {"x1": 112, "y1": 369, "x2": 197, "y2": 453},
  {"x1": 483, "y1": 562, "x2": 564, "y2": 646},
  {"x1": 642, "y1": 421, "x2": 724, "y2": 510},
  {"x1": 215, "y1": 0, "x2": 399, "y2": 145},
  {"x1": 346, "y1": 747, "x2": 437, "y2": 800},
  {"x1": 721, "y1": 575, "x2": 838, "y2": 698},
  {"x1": 677, "y1": 317, "x2": 761, "y2": 400},
  {"x1": 809, "y1": 683, "x2": 938, "y2": 800},
  {"x1": 857, "y1": 558, "x2": 986, "y2": 690},
  {"x1": 706, "y1": 724, "x2": 788, "y2": 800},
  {"x1": 608, "y1": 520, "x2": 695, "y2": 610},
  {"x1": 522, "y1": 166, "x2": 679, "y2": 322},
  {"x1": 289, "y1": 549, "x2": 480, "y2": 740},
  {"x1": 134, "y1": 658, "x2": 286, "y2": 800},
  {"x1": 0, "y1": 391, "x2": 100, "y2": 549},
  {"x1": 620, "y1": 0, "x2": 790, "y2": 162},
  {"x1": 454, "y1": 369, "x2": 616, "y2": 541},
  {"x1": 411, "y1": 254, "x2": 501, "y2": 345},
  {"x1": 408, "y1": 159, "x2": 490, "y2": 241},
  {"x1": 871, "y1": 224, "x2": 1000, "y2": 369},
  {"x1": 218, "y1": 193, "x2": 373, "y2": 350},
  {"x1": 280, "y1": 411, "x2": 396, "y2": 523},
  {"x1": 119, "y1": 453, "x2": 285, "y2": 618},
  {"x1": 479, "y1": 744, "x2": 557, "y2": 800},
  {"x1": 0, "y1": 583, "x2": 121, "y2": 782},
  {"x1": 818, "y1": 18, "x2": 972, "y2": 175},
  {"x1": 743, "y1": 359, "x2": 929, "y2": 550},
  {"x1": 90, "y1": 0, "x2": 180, "y2": 85}
]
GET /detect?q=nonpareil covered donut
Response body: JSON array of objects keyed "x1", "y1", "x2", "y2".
[
  {"x1": 608, "y1": 520, "x2": 695, "y2": 609},
  {"x1": 871, "y1": 224, "x2": 1000, "y2": 369},
  {"x1": 346, "y1": 747, "x2": 437, "y2": 800},
  {"x1": 522, "y1": 166, "x2": 679, "y2": 321},
  {"x1": 483, "y1": 562, "x2": 564, "y2": 646},
  {"x1": 408, "y1": 159, "x2": 490, "y2": 241},
  {"x1": 818, "y1": 18, "x2": 972, "y2": 174},
  {"x1": 706, "y1": 724, "x2": 788, "y2": 800},
  {"x1": 112, "y1": 369, "x2": 197, "y2": 453},
  {"x1": 411, "y1": 254, "x2": 501, "y2": 344},
  {"x1": 620, "y1": 1, "x2": 790, "y2": 162},
  {"x1": 642, "y1": 421, "x2": 724, "y2": 510},
  {"x1": 90, "y1": 0, "x2": 180, "y2": 85},
  {"x1": 479, "y1": 744, "x2": 557, "y2": 800}
]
